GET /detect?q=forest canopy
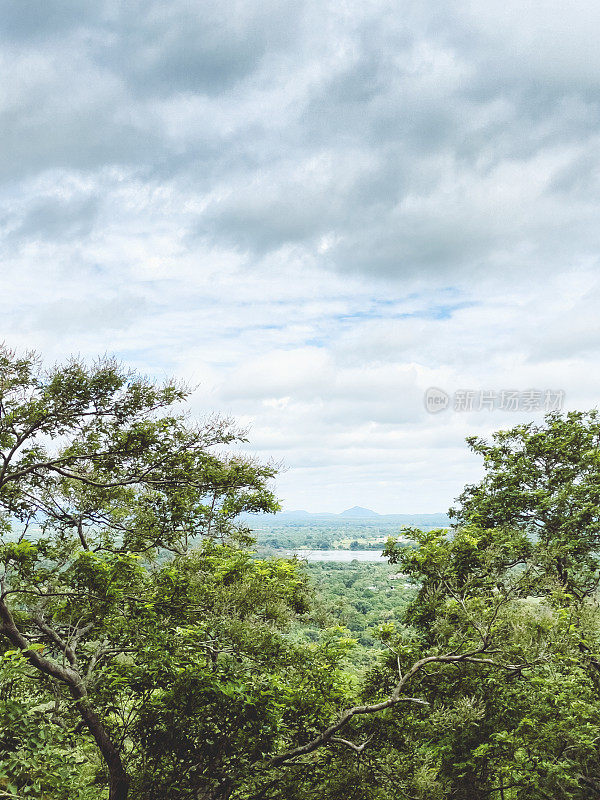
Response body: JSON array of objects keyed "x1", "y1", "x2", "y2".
[{"x1": 1, "y1": 348, "x2": 600, "y2": 800}]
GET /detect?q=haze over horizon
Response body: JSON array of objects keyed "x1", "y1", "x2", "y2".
[
  {"x1": 2, "y1": 1, "x2": 600, "y2": 512},
  {"x1": 271, "y1": 506, "x2": 451, "y2": 517}
]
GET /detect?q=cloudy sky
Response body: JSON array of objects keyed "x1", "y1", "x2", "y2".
[{"x1": 2, "y1": 0, "x2": 600, "y2": 513}]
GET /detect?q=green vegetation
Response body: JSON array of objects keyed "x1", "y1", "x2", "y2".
[
  {"x1": 247, "y1": 517, "x2": 445, "y2": 551},
  {"x1": 2, "y1": 349, "x2": 600, "y2": 799},
  {"x1": 297, "y1": 561, "x2": 415, "y2": 660}
]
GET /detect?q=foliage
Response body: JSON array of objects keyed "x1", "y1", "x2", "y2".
[
  {"x1": 451, "y1": 410, "x2": 600, "y2": 596},
  {"x1": 0, "y1": 650, "x2": 96, "y2": 799},
  {"x1": 2, "y1": 353, "x2": 600, "y2": 800},
  {"x1": 115, "y1": 544, "x2": 355, "y2": 799},
  {"x1": 364, "y1": 411, "x2": 600, "y2": 799},
  {"x1": 248, "y1": 517, "x2": 437, "y2": 551},
  {"x1": 296, "y1": 561, "x2": 415, "y2": 662},
  {"x1": 0, "y1": 348, "x2": 280, "y2": 800}
]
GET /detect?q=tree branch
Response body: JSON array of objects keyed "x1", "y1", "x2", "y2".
[
  {"x1": 330, "y1": 735, "x2": 373, "y2": 753},
  {"x1": 269, "y1": 649, "x2": 486, "y2": 766},
  {"x1": 32, "y1": 613, "x2": 78, "y2": 667}
]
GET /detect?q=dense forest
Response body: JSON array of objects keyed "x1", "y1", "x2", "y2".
[
  {"x1": 296, "y1": 561, "x2": 415, "y2": 660},
  {"x1": 2, "y1": 348, "x2": 600, "y2": 800},
  {"x1": 245, "y1": 516, "x2": 449, "y2": 552}
]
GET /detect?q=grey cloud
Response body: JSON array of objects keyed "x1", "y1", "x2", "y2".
[
  {"x1": 5, "y1": 195, "x2": 99, "y2": 244},
  {"x1": 102, "y1": 1, "x2": 300, "y2": 98},
  {"x1": 3, "y1": 0, "x2": 600, "y2": 281},
  {"x1": 548, "y1": 148, "x2": 600, "y2": 197},
  {"x1": 197, "y1": 178, "x2": 335, "y2": 254},
  {"x1": 0, "y1": 0, "x2": 99, "y2": 40},
  {"x1": 0, "y1": 52, "x2": 163, "y2": 181},
  {"x1": 0, "y1": 0, "x2": 299, "y2": 96},
  {"x1": 5, "y1": 0, "x2": 600, "y2": 513},
  {"x1": 186, "y1": 3, "x2": 600, "y2": 277}
]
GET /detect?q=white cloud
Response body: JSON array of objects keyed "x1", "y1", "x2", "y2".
[{"x1": 1, "y1": 0, "x2": 600, "y2": 511}]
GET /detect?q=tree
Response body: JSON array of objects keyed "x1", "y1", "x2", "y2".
[
  {"x1": 0, "y1": 347, "x2": 280, "y2": 800},
  {"x1": 375, "y1": 526, "x2": 600, "y2": 800},
  {"x1": 451, "y1": 410, "x2": 600, "y2": 597},
  {"x1": 342, "y1": 410, "x2": 600, "y2": 800},
  {"x1": 267, "y1": 412, "x2": 600, "y2": 798},
  {"x1": 125, "y1": 544, "x2": 356, "y2": 799},
  {"x1": 5, "y1": 352, "x2": 600, "y2": 799}
]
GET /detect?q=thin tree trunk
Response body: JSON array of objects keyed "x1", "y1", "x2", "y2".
[
  {"x1": 0, "y1": 599, "x2": 130, "y2": 799},
  {"x1": 69, "y1": 682, "x2": 130, "y2": 800}
]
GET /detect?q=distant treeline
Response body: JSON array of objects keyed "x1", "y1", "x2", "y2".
[{"x1": 247, "y1": 518, "x2": 448, "y2": 550}]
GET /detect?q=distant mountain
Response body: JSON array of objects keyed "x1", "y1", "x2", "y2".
[{"x1": 340, "y1": 506, "x2": 379, "y2": 517}]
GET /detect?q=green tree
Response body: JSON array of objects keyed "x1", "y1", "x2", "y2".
[
  {"x1": 374, "y1": 525, "x2": 600, "y2": 799},
  {"x1": 345, "y1": 411, "x2": 600, "y2": 799},
  {"x1": 0, "y1": 348, "x2": 279, "y2": 800},
  {"x1": 451, "y1": 410, "x2": 600, "y2": 597},
  {"x1": 6, "y1": 352, "x2": 600, "y2": 800},
  {"x1": 125, "y1": 544, "x2": 356, "y2": 799},
  {"x1": 268, "y1": 412, "x2": 600, "y2": 798}
]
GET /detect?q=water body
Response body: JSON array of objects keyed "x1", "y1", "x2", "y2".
[{"x1": 287, "y1": 549, "x2": 388, "y2": 562}]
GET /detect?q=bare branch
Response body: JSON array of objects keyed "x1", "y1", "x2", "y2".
[
  {"x1": 32, "y1": 613, "x2": 78, "y2": 668},
  {"x1": 330, "y1": 735, "x2": 373, "y2": 753},
  {"x1": 269, "y1": 649, "x2": 487, "y2": 766}
]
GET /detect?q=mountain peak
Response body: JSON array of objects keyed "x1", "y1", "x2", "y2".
[{"x1": 339, "y1": 506, "x2": 379, "y2": 517}]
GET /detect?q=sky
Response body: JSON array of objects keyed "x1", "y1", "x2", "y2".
[{"x1": 2, "y1": 0, "x2": 600, "y2": 513}]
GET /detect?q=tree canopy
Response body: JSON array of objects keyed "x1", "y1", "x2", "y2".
[
  {"x1": 2, "y1": 349, "x2": 600, "y2": 800},
  {"x1": 0, "y1": 348, "x2": 284, "y2": 799}
]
